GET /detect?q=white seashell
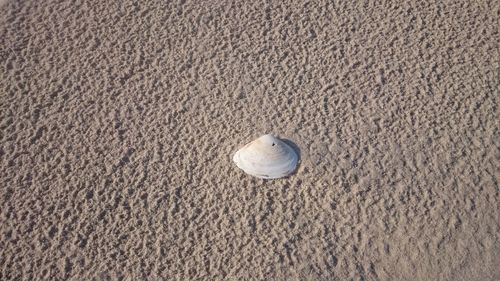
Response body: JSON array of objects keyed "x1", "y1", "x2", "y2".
[{"x1": 233, "y1": 134, "x2": 298, "y2": 179}]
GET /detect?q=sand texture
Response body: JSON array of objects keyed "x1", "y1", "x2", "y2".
[{"x1": 1, "y1": 0, "x2": 499, "y2": 280}]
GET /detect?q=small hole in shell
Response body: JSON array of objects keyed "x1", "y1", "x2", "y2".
[{"x1": 272, "y1": 143, "x2": 275, "y2": 146}]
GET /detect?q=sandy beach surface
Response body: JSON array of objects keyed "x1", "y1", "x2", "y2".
[{"x1": 1, "y1": 0, "x2": 499, "y2": 280}]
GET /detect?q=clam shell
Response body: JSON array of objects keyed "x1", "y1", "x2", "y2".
[{"x1": 233, "y1": 134, "x2": 298, "y2": 179}]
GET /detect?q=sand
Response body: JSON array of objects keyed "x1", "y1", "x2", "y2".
[{"x1": 0, "y1": 0, "x2": 499, "y2": 280}]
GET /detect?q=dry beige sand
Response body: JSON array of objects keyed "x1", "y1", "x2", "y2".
[{"x1": 1, "y1": 0, "x2": 499, "y2": 280}]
